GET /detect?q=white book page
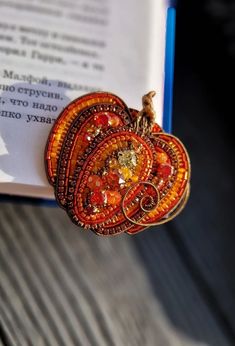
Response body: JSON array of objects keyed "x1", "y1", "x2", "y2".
[{"x1": 0, "y1": 0, "x2": 168, "y2": 198}]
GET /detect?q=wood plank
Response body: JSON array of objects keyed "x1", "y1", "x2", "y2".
[{"x1": 0, "y1": 202, "x2": 230, "y2": 346}]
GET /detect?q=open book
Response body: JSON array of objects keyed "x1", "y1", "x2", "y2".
[{"x1": 0, "y1": 0, "x2": 174, "y2": 199}]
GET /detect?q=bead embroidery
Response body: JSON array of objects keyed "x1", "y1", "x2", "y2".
[{"x1": 45, "y1": 91, "x2": 190, "y2": 236}]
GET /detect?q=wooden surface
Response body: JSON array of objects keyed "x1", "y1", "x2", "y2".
[{"x1": 0, "y1": 202, "x2": 232, "y2": 346}]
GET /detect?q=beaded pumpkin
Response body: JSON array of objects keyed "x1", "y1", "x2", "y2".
[{"x1": 45, "y1": 91, "x2": 190, "y2": 236}]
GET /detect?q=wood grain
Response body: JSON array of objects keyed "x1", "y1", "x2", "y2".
[{"x1": 0, "y1": 203, "x2": 230, "y2": 346}]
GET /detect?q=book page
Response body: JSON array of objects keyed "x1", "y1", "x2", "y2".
[{"x1": 0, "y1": 0, "x2": 168, "y2": 198}]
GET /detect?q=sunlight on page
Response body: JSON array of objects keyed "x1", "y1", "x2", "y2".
[{"x1": 0, "y1": 134, "x2": 14, "y2": 182}]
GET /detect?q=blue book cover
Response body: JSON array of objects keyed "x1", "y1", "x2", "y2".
[{"x1": 163, "y1": 2, "x2": 176, "y2": 133}]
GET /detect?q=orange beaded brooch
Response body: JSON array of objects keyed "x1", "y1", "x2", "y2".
[{"x1": 45, "y1": 91, "x2": 190, "y2": 236}]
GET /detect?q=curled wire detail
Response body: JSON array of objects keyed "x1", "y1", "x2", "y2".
[
  {"x1": 121, "y1": 181, "x2": 190, "y2": 228},
  {"x1": 121, "y1": 181, "x2": 160, "y2": 227}
]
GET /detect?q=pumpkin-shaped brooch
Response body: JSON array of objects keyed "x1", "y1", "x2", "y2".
[{"x1": 45, "y1": 91, "x2": 190, "y2": 236}]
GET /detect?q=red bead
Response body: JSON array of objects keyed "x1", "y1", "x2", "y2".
[
  {"x1": 145, "y1": 185, "x2": 156, "y2": 197},
  {"x1": 90, "y1": 191, "x2": 105, "y2": 205},
  {"x1": 152, "y1": 124, "x2": 161, "y2": 133},
  {"x1": 105, "y1": 190, "x2": 122, "y2": 206},
  {"x1": 108, "y1": 114, "x2": 121, "y2": 127},
  {"x1": 157, "y1": 164, "x2": 173, "y2": 180},
  {"x1": 83, "y1": 132, "x2": 93, "y2": 142},
  {"x1": 87, "y1": 175, "x2": 104, "y2": 190},
  {"x1": 86, "y1": 205, "x2": 94, "y2": 214},
  {"x1": 104, "y1": 171, "x2": 119, "y2": 189},
  {"x1": 94, "y1": 113, "x2": 109, "y2": 127}
]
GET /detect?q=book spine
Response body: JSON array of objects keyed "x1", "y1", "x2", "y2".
[{"x1": 163, "y1": 4, "x2": 176, "y2": 133}]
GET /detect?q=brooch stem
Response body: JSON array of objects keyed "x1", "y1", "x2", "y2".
[{"x1": 134, "y1": 91, "x2": 156, "y2": 136}]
